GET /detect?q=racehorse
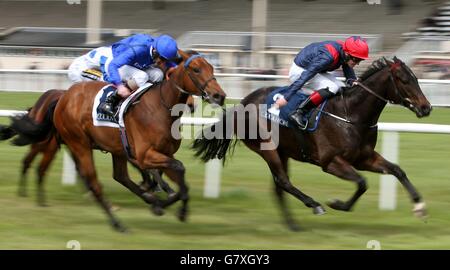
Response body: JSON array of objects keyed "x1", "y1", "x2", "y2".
[
  {"x1": 0, "y1": 91, "x2": 197, "y2": 206},
  {"x1": 9, "y1": 50, "x2": 226, "y2": 231},
  {"x1": 193, "y1": 57, "x2": 432, "y2": 231},
  {"x1": 0, "y1": 90, "x2": 188, "y2": 206}
]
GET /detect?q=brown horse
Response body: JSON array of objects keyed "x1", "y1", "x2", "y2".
[
  {"x1": 2, "y1": 92, "x2": 197, "y2": 206},
  {"x1": 0, "y1": 90, "x2": 184, "y2": 206},
  {"x1": 193, "y1": 57, "x2": 432, "y2": 231},
  {"x1": 9, "y1": 50, "x2": 226, "y2": 231}
]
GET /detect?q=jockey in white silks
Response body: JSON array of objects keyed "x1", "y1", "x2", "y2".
[{"x1": 67, "y1": 33, "x2": 180, "y2": 116}]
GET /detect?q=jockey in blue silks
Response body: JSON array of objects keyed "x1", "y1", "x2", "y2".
[
  {"x1": 68, "y1": 33, "x2": 181, "y2": 116},
  {"x1": 274, "y1": 36, "x2": 370, "y2": 130}
]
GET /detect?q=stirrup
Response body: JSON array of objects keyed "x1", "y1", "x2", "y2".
[
  {"x1": 298, "y1": 119, "x2": 309, "y2": 130},
  {"x1": 99, "y1": 103, "x2": 115, "y2": 116}
]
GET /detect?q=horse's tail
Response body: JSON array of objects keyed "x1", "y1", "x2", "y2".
[
  {"x1": 0, "y1": 125, "x2": 17, "y2": 140},
  {"x1": 192, "y1": 107, "x2": 238, "y2": 163},
  {"x1": 10, "y1": 100, "x2": 57, "y2": 146}
]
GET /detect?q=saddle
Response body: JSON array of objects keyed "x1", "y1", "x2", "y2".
[{"x1": 263, "y1": 86, "x2": 327, "y2": 132}]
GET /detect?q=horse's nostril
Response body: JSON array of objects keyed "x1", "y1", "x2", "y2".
[{"x1": 421, "y1": 105, "x2": 431, "y2": 115}]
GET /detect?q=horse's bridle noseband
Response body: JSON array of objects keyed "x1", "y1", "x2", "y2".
[{"x1": 173, "y1": 54, "x2": 217, "y2": 101}]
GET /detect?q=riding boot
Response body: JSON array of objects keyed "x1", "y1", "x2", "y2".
[
  {"x1": 99, "y1": 89, "x2": 122, "y2": 116},
  {"x1": 289, "y1": 88, "x2": 332, "y2": 130}
]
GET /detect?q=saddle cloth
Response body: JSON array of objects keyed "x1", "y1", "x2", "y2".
[
  {"x1": 92, "y1": 82, "x2": 152, "y2": 128},
  {"x1": 261, "y1": 86, "x2": 327, "y2": 132}
]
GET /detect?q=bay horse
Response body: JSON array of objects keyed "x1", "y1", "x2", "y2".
[
  {"x1": 0, "y1": 91, "x2": 197, "y2": 206},
  {"x1": 9, "y1": 50, "x2": 226, "y2": 231},
  {"x1": 193, "y1": 57, "x2": 432, "y2": 231}
]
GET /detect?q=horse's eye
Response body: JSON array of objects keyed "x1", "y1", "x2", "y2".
[
  {"x1": 397, "y1": 72, "x2": 409, "y2": 84},
  {"x1": 192, "y1": 68, "x2": 200, "y2": 73}
]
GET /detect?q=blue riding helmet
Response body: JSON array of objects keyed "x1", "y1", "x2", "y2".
[{"x1": 155, "y1": 34, "x2": 179, "y2": 61}]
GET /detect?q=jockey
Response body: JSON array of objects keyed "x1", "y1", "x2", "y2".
[
  {"x1": 67, "y1": 33, "x2": 181, "y2": 116},
  {"x1": 275, "y1": 36, "x2": 369, "y2": 130}
]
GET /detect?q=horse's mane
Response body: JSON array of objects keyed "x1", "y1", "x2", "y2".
[
  {"x1": 184, "y1": 49, "x2": 200, "y2": 55},
  {"x1": 359, "y1": 57, "x2": 389, "y2": 81}
]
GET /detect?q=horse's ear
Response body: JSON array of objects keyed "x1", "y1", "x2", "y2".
[
  {"x1": 165, "y1": 67, "x2": 176, "y2": 81},
  {"x1": 393, "y1": 56, "x2": 400, "y2": 63},
  {"x1": 385, "y1": 57, "x2": 394, "y2": 65},
  {"x1": 178, "y1": 49, "x2": 189, "y2": 60}
]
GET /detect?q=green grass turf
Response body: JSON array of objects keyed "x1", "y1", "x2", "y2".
[{"x1": 0, "y1": 91, "x2": 448, "y2": 250}]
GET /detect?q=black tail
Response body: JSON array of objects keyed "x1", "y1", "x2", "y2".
[
  {"x1": 0, "y1": 107, "x2": 33, "y2": 141},
  {"x1": 192, "y1": 107, "x2": 237, "y2": 163},
  {"x1": 0, "y1": 125, "x2": 17, "y2": 140},
  {"x1": 10, "y1": 101, "x2": 57, "y2": 146}
]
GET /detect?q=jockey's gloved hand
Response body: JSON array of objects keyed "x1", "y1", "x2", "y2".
[{"x1": 346, "y1": 78, "x2": 358, "y2": 87}]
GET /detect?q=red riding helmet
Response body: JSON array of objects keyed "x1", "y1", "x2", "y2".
[{"x1": 342, "y1": 36, "x2": 369, "y2": 60}]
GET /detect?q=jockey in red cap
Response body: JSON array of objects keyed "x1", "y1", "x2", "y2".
[{"x1": 274, "y1": 36, "x2": 369, "y2": 130}]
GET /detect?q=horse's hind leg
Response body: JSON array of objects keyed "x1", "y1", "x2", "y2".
[
  {"x1": 270, "y1": 156, "x2": 300, "y2": 231},
  {"x1": 69, "y1": 145, "x2": 126, "y2": 232},
  {"x1": 355, "y1": 151, "x2": 426, "y2": 218},
  {"x1": 324, "y1": 156, "x2": 367, "y2": 211},
  {"x1": 18, "y1": 145, "x2": 40, "y2": 197},
  {"x1": 36, "y1": 139, "x2": 58, "y2": 206}
]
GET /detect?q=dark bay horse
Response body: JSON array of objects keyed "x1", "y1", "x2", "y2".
[
  {"x1": 193, "y1": 57, "x2": 432, "y2": 231},
  {"x1": 9, "y1": 50, "x2": 226, "y2": 231}
]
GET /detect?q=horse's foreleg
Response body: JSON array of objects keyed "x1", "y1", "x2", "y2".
[
  {"x1": 149, "y1": 169, "x2": 176, "y2": 195},
  {"x1": 70, "y1": 145, "x2": 126, "y2": 232},
  {"x1": 111, "y1": 155, "x2": 164, "y2": 215},
  {"x1": 136, "y1": 168, "x2": 176, "y2": 196},
  {"x1": 355, "y1": 151, "x2": 426, "y2": 218},
  {"x1": 18, "y1": 145, "x2": 40, "y2": 197},
  {"x1": 324, "y1": 156, "x2": 367, "y2": 211},
  {"x1": 140, "y1": 149, "x2": 188, "y2": 222},
  {"x1": 35, "y1": 139, "x2": 58, "y2": 207},
  {"x1": 258, "y1": 148, "x2": 324, "y2": 216}
]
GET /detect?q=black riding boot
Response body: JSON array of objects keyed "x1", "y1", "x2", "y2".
[
  {"x1": 289, "y1": 88, "x2": 334, "y2": 130},
  {"x1": 99, "y1": 89, "x2": 122, "y2": 116},
  {"x1": 288, "y1": 96, "x2": 317, "y2": 130}
]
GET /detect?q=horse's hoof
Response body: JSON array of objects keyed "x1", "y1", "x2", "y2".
[
  {"x1": 112, "y1": 222, "x2": 128, "y2": 233},
  {"x1": 38, "y1": 202, "x2": 49, "y2": 207},
  {"x1": 151, "y1": 205, "x2": 165, "y2": 216},
  {"x1": 177, "y1": 208, "x2": 188, "y2": 222},
  {"x1": 142, "y1": 192, "x2": 158, "y2": 204},
  {"x1": 327, "y1": 199, "x2": 350, "y2": 211},
  {"x1": 167, "y1": 192, "x2": 177, "y2": 201},
  {"x1": 109, "y1": 204, "x2": 121, "y2": 212},
  {"x1": 413, "y1": 202, "x2": 428, "y2": 221},
  {"x1": 313, "y1": 205, "x2": 326, "y2": 215},
  {"x1": 287, "y1": 222, "x2": 301, "y2": 232}
]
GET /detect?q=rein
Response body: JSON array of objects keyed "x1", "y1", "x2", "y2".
[
  {"x1": 320, "y1": 63, "x2": 404, "y2": 125},
  {"x1": 172, "y1": 54, "x2": 216, "y2": 101}
]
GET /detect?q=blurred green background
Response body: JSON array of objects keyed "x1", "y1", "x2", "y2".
[{"x1": 0, "y1": 91, "x2": 449, "y2": 250}]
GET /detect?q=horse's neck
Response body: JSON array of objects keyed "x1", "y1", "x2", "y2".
[
  {"x1": 345, "y1": 70, "x2": 391, "y2": 125},
  {"x1": 159, "y1": 79, "x2": 189, "y2": 115}
]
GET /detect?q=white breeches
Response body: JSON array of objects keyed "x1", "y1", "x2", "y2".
[
  {"x1": 67, "y1": 47, "x2": 163, "y2": 87},
  {"x1": 288, "y1": 62, "x2": 345, "y2": 94}
]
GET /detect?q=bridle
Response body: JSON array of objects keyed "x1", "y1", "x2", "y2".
[
  {"x1": 354, "y1": 61, "x2": 411, "y2": 107},
  {"x1": 172, "y1": 54, "x2": 217, "y2": 101}
]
